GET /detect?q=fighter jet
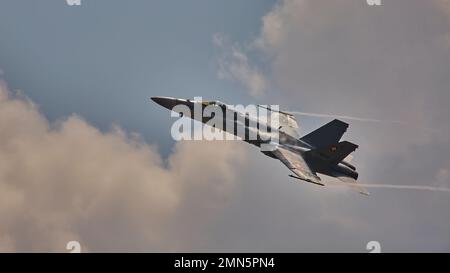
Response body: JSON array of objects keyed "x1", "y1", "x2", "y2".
[{"x1": 151, "y1": 96, "x2": 369, "y2": 195}]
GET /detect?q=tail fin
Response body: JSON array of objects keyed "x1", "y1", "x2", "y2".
[
  {"x1": 307, "y1": 141, "x2": 358, "y2": 165},
  {"x1": 300, "y1": 119, "x2": 348, "y2": 148}
]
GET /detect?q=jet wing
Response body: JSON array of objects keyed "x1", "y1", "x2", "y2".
[{"x1": 272, "y1": 146, "x2": 324, "y2": 186}]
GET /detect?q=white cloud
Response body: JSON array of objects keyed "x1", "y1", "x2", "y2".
[
  {"x1": 213, "y1": 33, "x2": 268, "y2": 97},
  {"x1": 434, "y1": 0, "x2": 450, "y2": 19},
  {"x1": 255, "y1": 0, "x2": 305, "y2": 51},
  {"x1": 0, "y1": 81, "x2": 247, "y2": 251}
]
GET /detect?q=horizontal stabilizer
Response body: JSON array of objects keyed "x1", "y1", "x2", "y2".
[{"x1": 300, "y1": 119, "x2": 348, "y2": 148}]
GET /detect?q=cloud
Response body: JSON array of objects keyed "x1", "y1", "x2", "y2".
[
  {"x1": 434, "y1": 0, "x2": 450, "y2": 19},
  {"x1": 254, "y1": 0, "x2": 306, "y2": 51},
  {"x1": 0, "y1": 80, "x2": 248, "y2": 252},
  {"x1": 213, "y1": 33, "x2": 268, "y2": 97}
]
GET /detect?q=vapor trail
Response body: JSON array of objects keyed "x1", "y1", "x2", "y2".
[
  {"x1": 289, "y1": 110, "x2": 440, "y2": 133},
  {"x1": 358, "y1": 183, "x2": 450, "y2": 192},
  {"x1": 288, "y1": 111, "x2": 404, "y2": 124},
  {"x1": 330, "y1": 182, "x2": 450, "y2": 193}
]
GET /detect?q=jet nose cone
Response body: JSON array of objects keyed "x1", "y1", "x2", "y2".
[
  {"x1": 150, "y1": 96, "x2": 179, "y2": 110},
  {"x1": 151, "y1": 96, "x2": 169, "y2": 105}
]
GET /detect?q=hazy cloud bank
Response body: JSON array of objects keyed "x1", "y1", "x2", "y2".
[{"x1": 0, "y1": 81, "x2": 247, "y2": 251}]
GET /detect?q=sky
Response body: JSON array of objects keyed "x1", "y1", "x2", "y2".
[{"x1": 0, "y1": 0, "x2": 449, "y2": 252}]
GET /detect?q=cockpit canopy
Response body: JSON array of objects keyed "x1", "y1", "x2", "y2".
[{"x1": 201, "y1": 100, "x2": 226, "y2": 107}]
